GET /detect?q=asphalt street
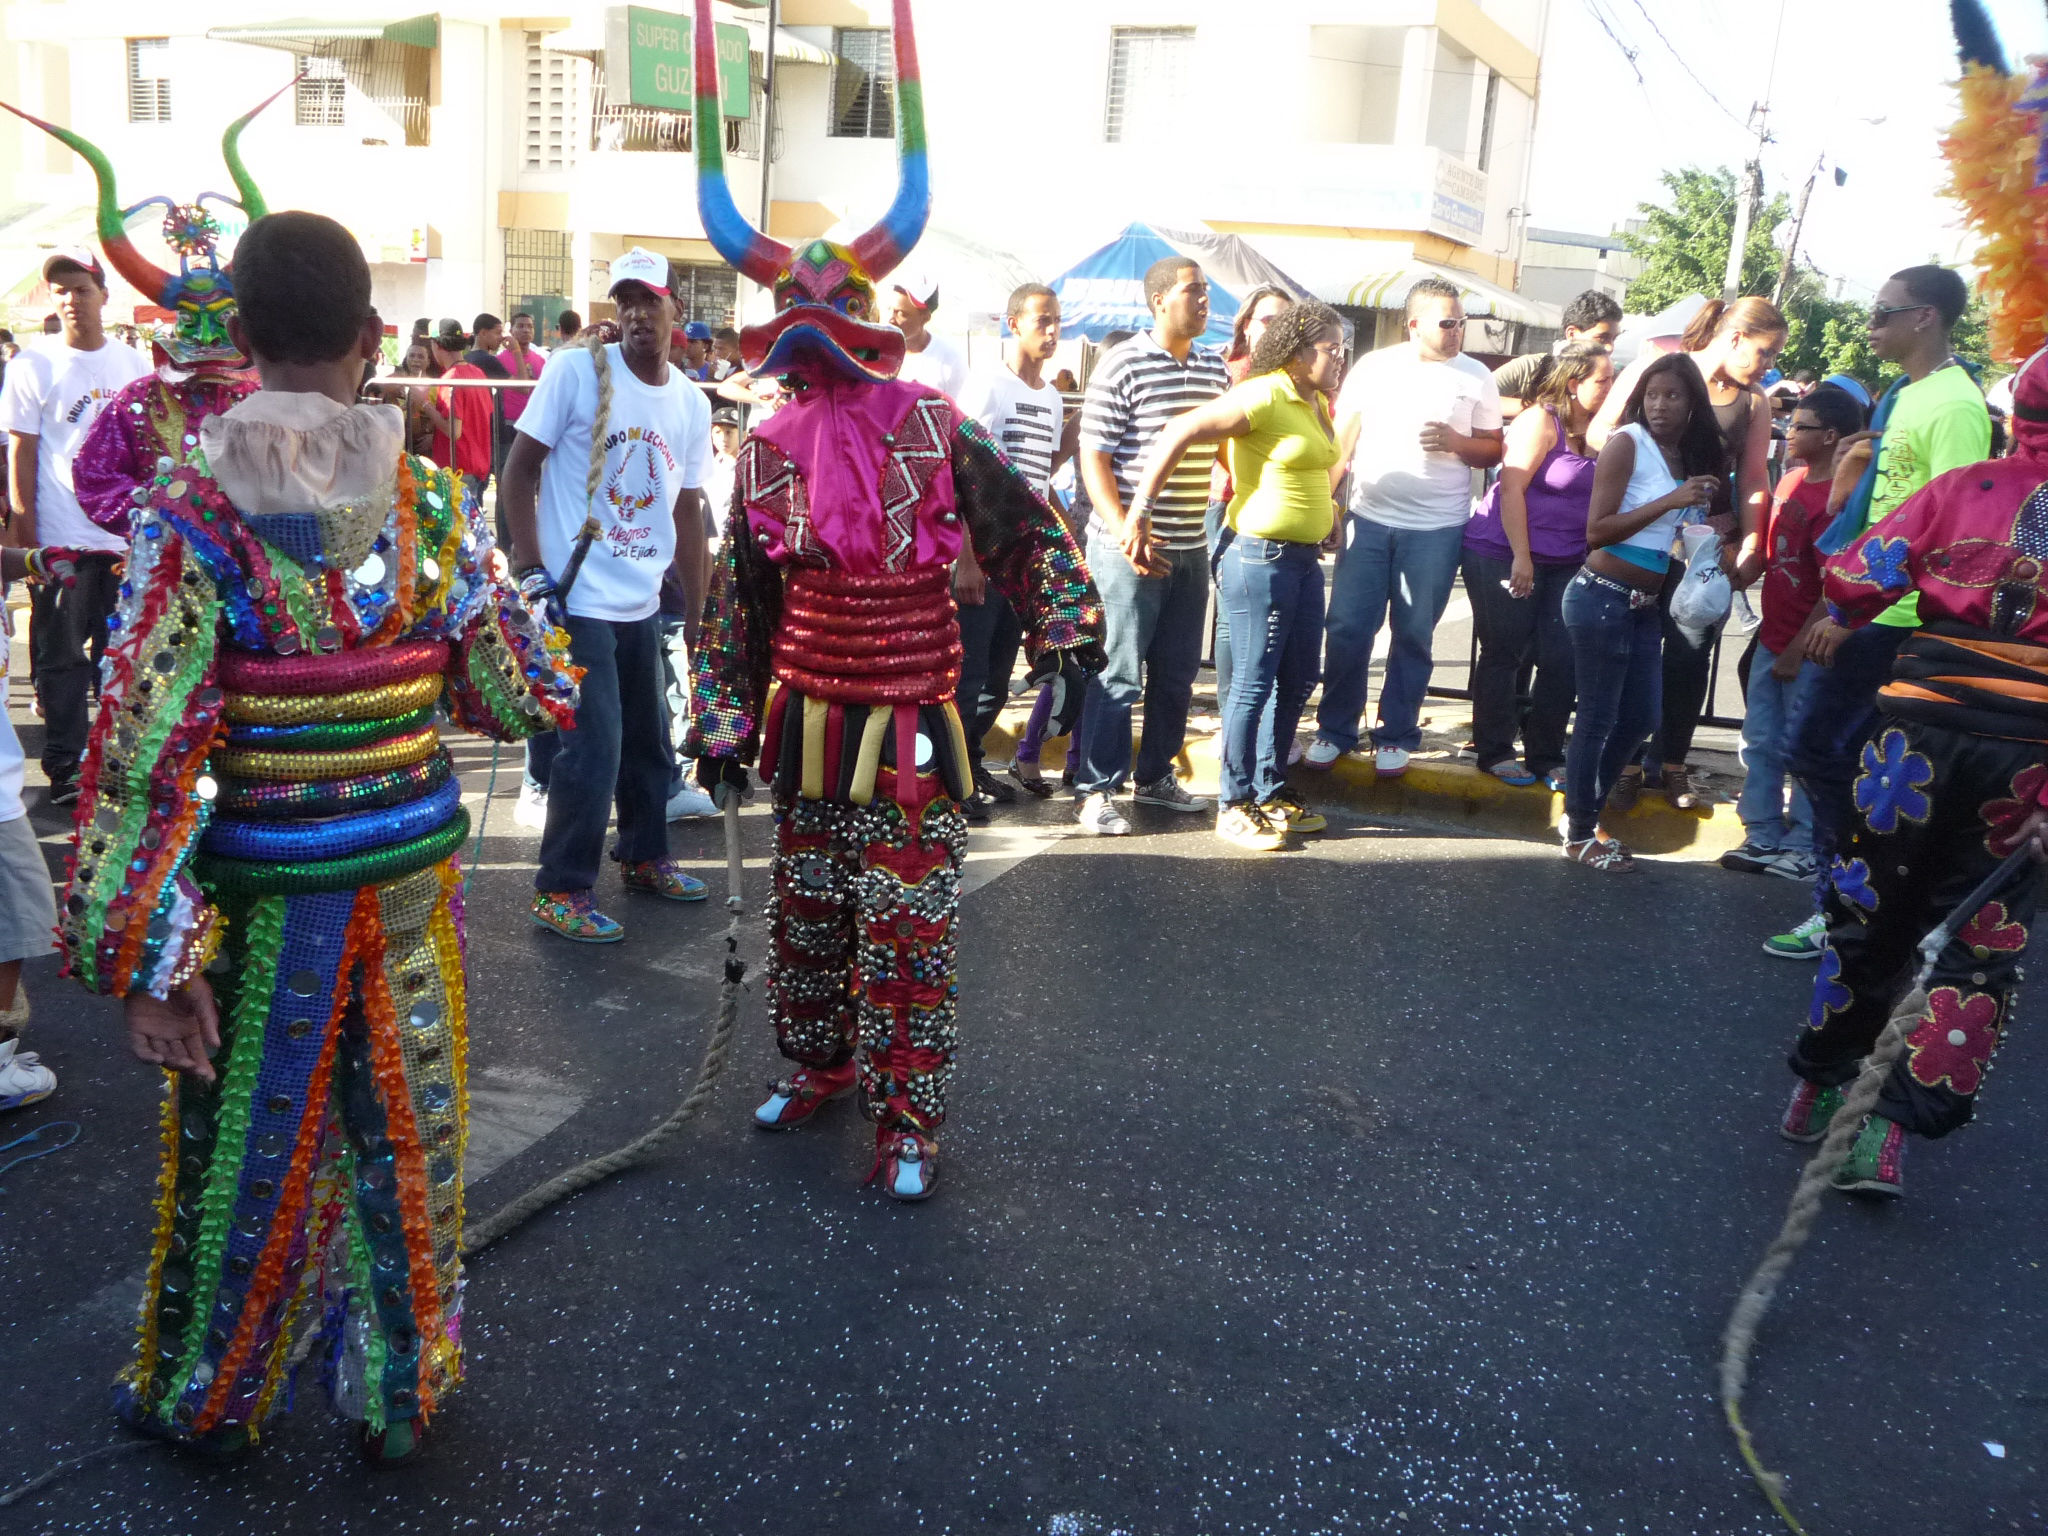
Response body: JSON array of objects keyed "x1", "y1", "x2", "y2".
[{"x1": 2, "y1": 732, "x2": 2043, "y2": 1535}]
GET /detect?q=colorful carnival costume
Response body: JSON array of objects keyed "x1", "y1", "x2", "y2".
[
  {"x1": 1779, "y1": 350, "x2": 2048, "y2": 1193},
  {"x1": 679, "y1": 0, "x2": 1101, "y2": 1200},
  {"x1": 55, "y1": 387, "x2": 576, "y2": 1449}
]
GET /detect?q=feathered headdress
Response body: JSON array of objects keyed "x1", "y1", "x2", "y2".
[
  {"x1": 0, "y1": 78, "x2": 296, "y2": 367},
  {"x1": 1942, "y1": 0, "x2": 2048, "y2": 361}
]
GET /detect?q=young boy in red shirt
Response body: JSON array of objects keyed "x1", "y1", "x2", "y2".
[{"x1": 1726, "y1": 383, "x2": 1867, "y2": 881}]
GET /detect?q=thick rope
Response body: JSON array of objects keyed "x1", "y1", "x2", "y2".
[
  {"x1": 584, "y1": 331, "x2": 614, "y2": 509},
  {"x1": 0, "y1": 1442, "x2": 150, "y2": 1509},
  {"x1": 460, "y1": 793, "x2": 746, "y2": 1255},
  {"x1": 1718, "y1": 846, "x2": 2036, "y2": 1533}
]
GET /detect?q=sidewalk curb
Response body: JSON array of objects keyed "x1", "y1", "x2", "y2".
[{"x1": 981, "y1": 707, "x2": 1745, "y2": 861}]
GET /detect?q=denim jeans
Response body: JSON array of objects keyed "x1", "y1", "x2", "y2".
[
  {"x1": 27, "y1": 551, "x2": 119, "y2": 785},
  {"x1": 955, "y1": 591, "x2": 1023, "y2": 769},
  {"x1": 1204, "y1": 500, "x2": 1235, "y2": 706},
  {"x1": 1461, "y1": 551, "x2": 1577, "y2": 776},
  {"x1": 535, "y1": 613, "x2": 671, "y2": 892},
  {"x1": 1786, "y1": 623, "x2": 1911, "y2": 871},
  {"x1": 1316, "y1": 516, "x2": 1466, "y2": 753},
  {"x1": 1561, "y1": 570, "x2": 1664, "y2": 842},
  {"x1": 1735, "y1": 643, "x2": 1819, "y2": 852},
  {"x1": 1216, "y1": 533, "x2": 1325, "y2": 805},
  {"x1": 1074, "y1": 533, "x2": 1208, "y2": 794}
]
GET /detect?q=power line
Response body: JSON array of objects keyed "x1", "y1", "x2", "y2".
[
  {"x1": 1623, "y1": 0, "x2": 1748, "y2": 127},
  {"x1": 1580, "y1": 0, "x2": 1643, "y2": 85}
]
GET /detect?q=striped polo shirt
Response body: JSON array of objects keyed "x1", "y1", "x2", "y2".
[{"x1": 1079, "y1": 332, "x2": 1230, "y2": 551}]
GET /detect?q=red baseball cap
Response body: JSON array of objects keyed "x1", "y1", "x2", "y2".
[{"x1": 42, "y1": 246, "x2": 107, "y2": 289}]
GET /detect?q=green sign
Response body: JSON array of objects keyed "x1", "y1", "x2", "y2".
[{"x1": 607, "y1": 6, "x2": 750, "y2": 118}]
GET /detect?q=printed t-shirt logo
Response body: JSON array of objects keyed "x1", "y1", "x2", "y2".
[{"x1": 598, "y1": 423, "x2": 679, "y2": 562}]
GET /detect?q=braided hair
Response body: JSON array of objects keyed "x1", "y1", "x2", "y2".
[{"x1": 1245, "y1": 300, "x2": 1342, "y2": 381}]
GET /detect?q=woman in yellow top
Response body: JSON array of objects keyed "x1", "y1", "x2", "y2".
[{"x1": 1132, "y1": 302, "x2": 1346, "y2": 849}]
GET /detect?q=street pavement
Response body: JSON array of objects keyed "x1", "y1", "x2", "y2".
[{"x1": 2, "y1": 734, "x2": 2043, "y2": 1536}]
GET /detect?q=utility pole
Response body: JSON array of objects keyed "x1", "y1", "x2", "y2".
[
  {"x1": 1724, "y1": 0, "x2": 1783, "y2": 301},
  {"x1": 1772, "y1": 157, "x2": 1821, "y2": 308},
  {"x1": 756, "y1": 0, "x2": 779, "y2": 243}
]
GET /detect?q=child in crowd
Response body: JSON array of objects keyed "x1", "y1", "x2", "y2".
[{"x1": 1724, "y1": 384, "x2": 1866, "y2": 882}]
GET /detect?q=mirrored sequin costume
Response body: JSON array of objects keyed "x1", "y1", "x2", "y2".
[
  {"x1": 56, "y1": 394, "x2": 578, "y2": 1447},
  {"x1": 680, "y1": 0, "x2": 1102, "y2": 1187}
]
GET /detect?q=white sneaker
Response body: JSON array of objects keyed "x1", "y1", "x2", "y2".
[
  {"x1": 1286, "y1": 738, "x2": 1305, "y2": 767},
  {"x1": 513, "y1": 783, "x2": 548, "y2": 830},
  {"x1": 0, "y1": 1037, "x2": 55, "y2": 1111},
  {"x1": 666, "y1": 783, "x2": 719, "y2": 820},
  {"x1": 1077, "y1": 791, "x2": 1132, "y2": 836},
  {"x1": 1303, "y1": 738, "x2": 1344, "y2": 768},
  {"x1": 1132, "y1": 774, "x2": 1211, "y2": 813},
  {"x1": 1375, "y1": 747, "x2": 1411, "y2": 778}
]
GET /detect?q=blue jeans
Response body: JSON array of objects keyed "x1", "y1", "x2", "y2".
[
  {"x1": 1561, "y1": 571, "x2": 1663, "y2": 842},
  {"x1": 1216, "y1": 533, "x2": 1326, "y2": 805},
  {"x1": 1786, "y1": 623, "x2": 1911, "y2": 870},
  {"x1": 535, "y1": 613, "x2": 671, "y2": 893},
  {"x1": 1204, "y1": 500, "x2": 1235, "y2": 705},
  {"x1": 1075, "y1": 533, "x2": 1208, "y2": 795},
  {"x1": 1316, "y1": 516, "x2": 1466, "y2": 753},
  {"x1": 1735, "y1": 643, "x2": 1819, "y2": 852},
  {"x1": 956, "y1": 591, "x2": 1023, "y2": 768}
]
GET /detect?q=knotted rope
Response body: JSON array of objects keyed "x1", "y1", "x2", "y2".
[{"x1": 1718, "y1": 845, "x2": 2036, "y2": 1534}]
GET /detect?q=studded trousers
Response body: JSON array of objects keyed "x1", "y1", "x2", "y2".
[
  {"x1": 116, "y1": 859, "x2": 469, "y2": 1443},
  {"x1": 765, "y1": 783, "x2": 967, "y2": 1138}
]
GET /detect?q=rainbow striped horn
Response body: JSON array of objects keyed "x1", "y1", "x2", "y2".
[
  {"x1": 0, "y1": 100, "x2": 175, "y2": 304},
  {"x1": 693, "y1": 0, "x2": 790, "y2": 285},
  {"x1": 847, "y1": 0, "x2": 929, "y2": 283},
  {"x1": 219, "y1": 74, "x2": 301, "y2": 220}
]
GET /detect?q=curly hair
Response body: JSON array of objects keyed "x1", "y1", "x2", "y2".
[{"x1": 1246, "y1": 300, "x2": 1343, "y2": 380}]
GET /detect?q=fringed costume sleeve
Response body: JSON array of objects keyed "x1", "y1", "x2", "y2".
[
  {"x1": 682, "y1": 468, "x2": 786, "y2": 765},
  {"x1": 949, "y1": 416, "x2": 1104, "y2": 668},
  {"x1": 434, "y1": 461, "x2": 581, "y2": 739},
  {"x1": 59, "y1": 503, "x2": 227, "y2": 998}
]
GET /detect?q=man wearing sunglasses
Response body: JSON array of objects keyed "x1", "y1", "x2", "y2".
[{"x1": 1765, "y1": 265, "x2": 1991, "y2": 960}]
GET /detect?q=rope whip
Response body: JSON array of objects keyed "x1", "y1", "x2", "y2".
[{"x1": 1717, "y1": 845, "x2": 2036, "y2": 1534}]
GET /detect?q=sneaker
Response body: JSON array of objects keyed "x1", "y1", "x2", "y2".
[
  {"x1": 1606, "y1": 764, "x2": 1644, "y2": 815},
  {"x1": 513, "y1": 783, "x2": 548, "y2": 830},
  {"x1": 754, "y1": 1062, "x2": 858, "y2": 1130},
  {"x1": 1077, "y1": 791, "x2": 1132, "y2": 836},
  {"x1": 1374, "y1": 746, "x2": 1410, "y2": 778},
  {"x1": 1830, "y1": 1114, "x2": 1906, "y2": 1197},
  {"x1": 1260, "y1": 788, "x2": 1327, "y2": 833},
  {"x1": 1766, "y1": 849, "x2": 1820, "y2": 883},
  {"x1": 1663, "y1": 763, "x2": 1702, "y2": 810},
  {"x1": 875, "y1": 1130, "x2": 939, "y2": 1202},
  {"x1": 1779, "y1": 1079, "x2": 1845, "y2": 1143},
  {"x1": 1719, "y1": 840, "x2": 1782, "y2": 874},
  {"x1": 46, "y1": 778, "x2": 79, "y2": 808},
  {"x1": 973, "y1": 766, "x2": 1017, "y2": 804},
  {"x1": 620, "y1": 858, "x2": 710, "y2": 902},
  {"x1": 533, "y1": 889, "x2": 625, "y2": 942},
  {"x1": 1287, "y1": 738, "x2": 1306, "y2": 767},
  {"x1": 665, "y1": 783, "x2": 719, "y2": 820},
  {"x1": 0, "y1": 1037, "x2": 55, "y2": 1111},
  {"x1": 1132, "y1": 774, "x2": 1210, "y2": 812},
  {"x1": 961, "y1": 791, "x2": 993, "y2": 825},
  {"x1": 1762, "y1": 912, "x2": 1827, "y2": 960},
  {"x1": 1303, "y1": 738, "x2": 1345, "y2": 769},
  {"x1": 1216, "y1": 802, "x2": 1287, "y2": 851}
]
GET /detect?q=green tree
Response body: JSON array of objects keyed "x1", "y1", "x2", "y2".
[{"x1": 1622, "y1": 167, "x2": 1789, "y2": 313}]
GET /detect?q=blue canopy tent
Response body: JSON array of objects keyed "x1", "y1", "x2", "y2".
[{"x1": 1049, "y1": 223, "x2": 1311, "y2": 349}]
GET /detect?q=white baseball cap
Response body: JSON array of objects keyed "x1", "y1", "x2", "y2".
[
  {"x1": 607, "y1": 246, "x2": 671, "y2": 298},
  {"x1": 890, "y1": 269, "x2": 939, "y2": 309}
]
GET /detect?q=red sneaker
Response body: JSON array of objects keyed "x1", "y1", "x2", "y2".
[{"x1": 753, "y1": 1061, "x2": 857, "y2": 1130}]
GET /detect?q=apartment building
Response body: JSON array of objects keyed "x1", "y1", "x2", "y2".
[{"x1": 0, "y1": 1, "x2": 1554, "y2": 345}]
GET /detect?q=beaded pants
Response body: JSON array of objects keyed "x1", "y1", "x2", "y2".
[
  {"x1": 116, "y1": 858, "x2": 469, "y2": 1442},
  {"x1": 765, "y1": 783, "x2": 966, "y2": 1138},
  {"x1": 1790, "y1": 716, "x2": 2044, "y2": 1138}
]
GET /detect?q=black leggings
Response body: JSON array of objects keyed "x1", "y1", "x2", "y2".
[{"x1": 1642, "y1": 568, "x2": 1722, "y2": 768}]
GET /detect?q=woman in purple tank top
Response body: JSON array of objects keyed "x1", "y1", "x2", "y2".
[{"x1": 1460, "y1": 341, "x2": 1614, "y2": 786}]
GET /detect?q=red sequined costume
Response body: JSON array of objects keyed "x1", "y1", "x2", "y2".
[{"x1": 679, "y1": 0, "x2": 1100, "y2": 1198}]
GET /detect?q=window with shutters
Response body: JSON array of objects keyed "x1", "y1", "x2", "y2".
[
  {"x1": 127, "y1": 38, "x2": 172, "y2": 123},
  {"x1": 1103, "y1": 27, "x2": 1193, "y2": 144},
  {"x1": 831, "y1": 29, "x2": 893, "y2": 139},
  {"x1": 296, "y1": 55, "x2": 347, "y2": 127},
  {"x1": 670, "y1": 263, "x2": 739, "y2": 328},
  {"x1": 589, "y1": 59, "x2": 690, "y2": 152},
  {"x1": 523, "y1": 33, "x2": 576, "y2": 171}
]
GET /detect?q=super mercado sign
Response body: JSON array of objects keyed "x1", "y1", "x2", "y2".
[{"x1": 604, "y1": 6, "x2": 750, "y2": 117}]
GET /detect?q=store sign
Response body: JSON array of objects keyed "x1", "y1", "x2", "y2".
[
  {"x1": 605, "y1": 6, "x2": 750, "y2": 117},
  {"x1": 1430, "y1": 157, "x2": 1488, "y2": 244}
]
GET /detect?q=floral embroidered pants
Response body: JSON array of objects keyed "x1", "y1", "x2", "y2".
[
  {"x1": 1791, "y1": 715, "x2": 2045, "y2": 1137},
  {"x1": 764, "y1": 785, "x2": 966, "y2": 1137}
]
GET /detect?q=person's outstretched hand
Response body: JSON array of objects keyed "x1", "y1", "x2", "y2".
[{"x1": 125, "y1": 977, "x2": 221, "y2": 1082}]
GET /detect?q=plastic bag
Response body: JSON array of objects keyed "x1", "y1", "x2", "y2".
[{"x1": 1670, "y1": 523, "x2": 1732, "y2": 631}]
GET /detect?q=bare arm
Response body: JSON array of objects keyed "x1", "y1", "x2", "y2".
[
  {"x1": 1730, "y1": 389, "x2": 1773, "y2": 577},
  {"x1": 1585, "y1": 435, "x2": 1718, "y2": 549},
  {"x1": 7, "y1": 432, "x2": 35, "y2": 545},
  {"x1": 1331, "y1": 412, "x2": 1362, "y2": 493},
  {"x1": 671, "y1": 486, "x2": 711, "y2": 643},
  {"x1": 1131, "y1": 396, "x2": 1251, "y2": 507},
  {"x1": 1424, "y1": 422, "x2": 1504, "y2": 470},
  {"x1": 1586, "y1": 354, "x2": 1649, "y2": 453},
  {"x1": 1496, "y1": 410, "x2": 1556, "y2": 595},
  {"x1": 1080, "y1": 448, "x2": 1125, "y2": 541},
  {"x1": 499, "y1": 431, "x2": 547, "y2": 573},
  {"x1": 1053, "y1": 408, "x2": 1080, "y2": 474}
]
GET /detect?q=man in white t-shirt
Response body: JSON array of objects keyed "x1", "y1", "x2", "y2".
[
  {"x1": 887, "y1": 272, "x2": 967, "y2": 399},
  {"x1": 953, "y1": 281, "x2": 1073, "y2": 814},
  {"x1": 500, "y1": 247, "x2": 716, "y2": 941},
  {"x1": 0, "y1": 248, "x2": 148, "y2": 803},
  {"x1": 1307, "y1": 276, "x2": 1503, "y2": 778}
]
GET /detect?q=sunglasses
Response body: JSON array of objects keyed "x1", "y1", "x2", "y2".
[
  {"x1": 1868, "y1": 302, "x2": 1931, "y2": 328},
  {"x1": 1413, "y1": 316, "x2": 1466, "y2": 331}
]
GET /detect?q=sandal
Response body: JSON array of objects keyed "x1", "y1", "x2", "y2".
[
  {"x1": 1009, "y1": 759, "x2": 1054, "y2": 798},
  {"x1": 1563, "y1": 835, "x2": 1635, "y2": 872},
  {"x1": 1606, "y1": 764, "x2": 1644, "y2": 815},
  {"x1": 1663, "y1": 763, "x2": 1701, "y2": 810},
  {"x1": 1540, "y1": 768, "x2": 1566, "y2": 793},
  {"x1": 1485, "y1": 760, "x2": 1538, "y2": 787}
]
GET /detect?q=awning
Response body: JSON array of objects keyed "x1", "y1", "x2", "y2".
[
  {"x1": 205, "y1": 15, "x2": 440, "y2": 52},
  {"x1": 544, "y1": 12, "x2": 833, "y2": 65},
  {"x1": 1246, "y1": 234, "x2": 1560, "y2": 327}
]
